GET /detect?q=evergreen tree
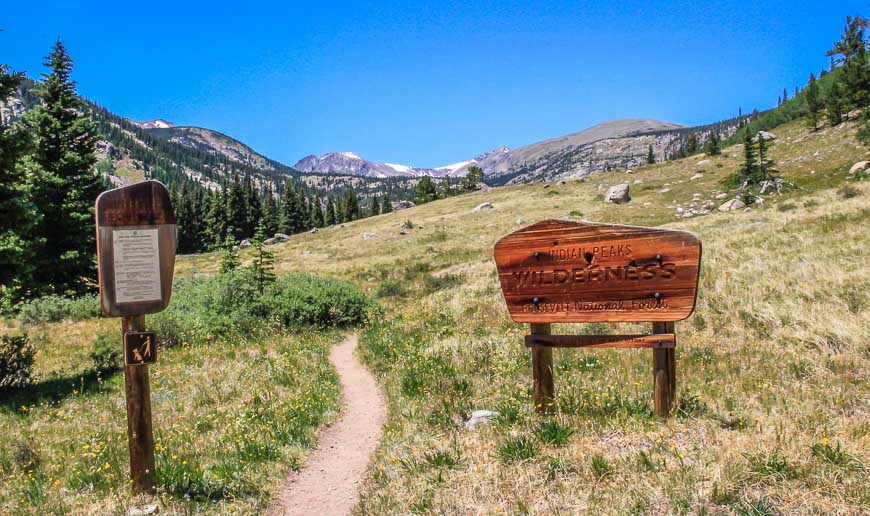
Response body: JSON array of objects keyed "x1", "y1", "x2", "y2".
[
  {"x1": 704, "y1": 132, "x2": 721, "y2": 156},
  {"x1": 175, "y1": 182, "x2": 200, "y2": 253},
  {"x1": 261, "y1": 186, "x2": 279, "y2": 235},
  {"x1": 414, "y1": 176, "x2": 438, "y2": 204},
  {"x1": 686, "y1": 133, "x2": 698, "y2": 153},
  {"x1": 219, "y1": 233, "x2": 240, "y2": 273},
  {"x1": 646, "y1": 144, "x2": 655, "y2": 164},
  {"x1": 827, "y1": 15, "x2": 870, "y2": 108},
  {"x1": 248, "y1": 221, "x2": 275, "y2": 294},
  {"x1": 782, "y1": 88, "x2": 788, "y2": 103},
  {"x1": 310, "y1": 196, "x2": 324, "y2": 228},
  {"x1": 225, "y1": 175, "x2": 248, "y2": 240},
  {"x1": 826, "y1": 79, "x2": 845, "y2": 125},
  {"x1": 279, "y1": 181, "x2": 303, "y2": 233},
  {"x1": 243, "y1": 174, "x2": 261, "y2": 237},
  {"x1": 0, "y1": 65, "x2": 35, "y2": 307},
  {"x1": 324, "y1": 197, "x2": 336, "y2": 226},
  {"x1": 204, "y1": 188, "x2": 228, "y2": 247},
  {"x1": 728, "y1": 130, "x2": 757, "y2": 187},
  {"x1": 26, "y1": 40, "x2": 102, "y2": 296},
  {"x1": 342, "y1": 189, "x2": 360, "y2": 221},
  {"x1": 806, "y1": 73, "x2": 821, "y2": 130},
  {"x1": 462, "y1": 165, "x2": 485, "y2": 191},
  {"x1": 370, "y1": 194, "x2": 381, "y2": 216},
  {"x1": 756, "y1": 132, "x2": 778, "y2": 183},
  {"x1": 381, "y1": 193, "x2": 393, "y2": 213}
]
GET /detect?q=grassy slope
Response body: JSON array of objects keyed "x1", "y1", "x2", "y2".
[
  {"x1": 0, "y1": 320, "x2": 342, "y2": 514},
  {"x1": 178, "y1": 116, "x2": 869, "y2": 513}
]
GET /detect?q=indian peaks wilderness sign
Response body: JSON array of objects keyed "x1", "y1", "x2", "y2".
[{"x1": 494, "y1": 220, "x2": 702, "y2": 323}]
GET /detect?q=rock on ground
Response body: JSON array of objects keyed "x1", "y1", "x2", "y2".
[
  {"x1": 718, "y1": 198, "x2": 745, "y2": 212},
  {"x1": 464, "y1": 410, "x2": 499, "y2": 430},
  {"x1": 849, "y1": 161, "x2": 869, "y2": 174},
  {"x1": 758, "y1": 131, "x2": 777, "y2": 141},
  {"x1": 605, "y1": 183, "x2": 631, "y2": 204},
  {"x1": 473, "y1": 202, "x2": 495, "y2": 211},
  {"x1": 362, "y1": 232, "x2": 376, "y2": 240}
]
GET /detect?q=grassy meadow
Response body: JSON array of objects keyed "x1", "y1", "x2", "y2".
[{"x1": 1, "y1": 114, "x2": 868, "y2": 514}]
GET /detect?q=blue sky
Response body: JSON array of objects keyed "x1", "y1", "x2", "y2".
[{"x1": 1, "y1": 1, "x2": 859, "y2": 167}]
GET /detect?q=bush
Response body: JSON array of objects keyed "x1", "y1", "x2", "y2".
[
  {"x1": 270, "y1": 273, "x2": 375, "y2": 328},
  {"x1": 0, "y1": 334, "x2": 36, "y2": 389},
  {"x1": 17, "y1": 294, "x2": 100, "y2": 325},
  {"x1": 89, "y1": 331, "x2": 122, "y2": 373},
  {"x1": 377, "y1": 279, "x2": 407, "y2": 298}
]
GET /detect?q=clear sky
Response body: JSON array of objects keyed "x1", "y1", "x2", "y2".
[{"x1": 1, "y1": 1, "x2": 860, "y2": 168}]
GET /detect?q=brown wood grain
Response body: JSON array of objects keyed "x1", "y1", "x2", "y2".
[
  {"x1": 122, "y1": 315, "x2": 156, "y2": 494},
  {"x1": 493, "y1": 220, "x2": 702, "y2": 322},
  {"x1": 525, "y1": 333, "x2": 676, "y2": 349},
  {"x1": 530, "y1": 323, "x2": 554, "y2": 415},
  {"x1": 652, "y1": 321, "x2": 676, "y2": 417},
  {"x1": 96, "y1": 181, "x2": 177, "y2": 317}
]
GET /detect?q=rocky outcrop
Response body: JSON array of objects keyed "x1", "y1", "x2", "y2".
[
  {"x1": 718, "y1": 198, "x2": 745, "y2": 212},
  {"x1": 605, "y1": 184, "x2": 631, "y2": 204}
]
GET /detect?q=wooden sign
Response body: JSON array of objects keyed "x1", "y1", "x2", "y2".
[
  {"x1": 493, "y1": 220, "x2": 704, "y2": 418},
  {"x1": 493, "y1": 220, "x2": 702, "y2": 323},
  {"x1": 96, "y1": 180, "x2": 177, "y2": 317},
  {"x1": 124, "y1": 332, "x2": 158, "y2": 366}
]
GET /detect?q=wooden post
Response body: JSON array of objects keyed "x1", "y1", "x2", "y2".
[
  {"x1": 122, "y1": 314, "x2": 156, "y2": 495},
  {"x1": 530, "y1": 323, "x2": 554, "y2": 414},
  {"x1": 652, "y1": 321, "x2": 676, "y2": 417}
]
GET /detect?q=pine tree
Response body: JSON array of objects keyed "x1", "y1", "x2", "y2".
[
  {"x1": 175, "y1": 182, "x2": 200, "y2": 253},
  {"x1": 462, "y1": 165, "x2": 485, "y2": 191},
  {"x1": 342, "y1": 189, "x2": 360, "y2": 221},
  {"x1": 261, "y1": 186, "x2": 279, "y2": 235},
  {"x1": 782, "y1": 88, "x2": 788, "y2": 103},
  {"x1": 826, "y1": 79, "x2": 845, "y2": 125},
  {"x1": 26, "y1": 40, "x2": 102, "y2": 296},
  {"x1": 204, "y1": 188, "x2": 228, "y2": 247},
  {"x1": 279, "y1": 181, "x2": 303, "y2": 233},
  {"x1": 225, "y1": 175, "x2": 247, "y2": 240},
  {"x1": 219, "y1": 233, "x2": 240, "y2": 273},
  {"x1": 686, "y1": 133, "x2": 698, "y2": 154},
  {"x1": 756, "y1": 132, "x2": 778, "y2": 183},
  {"x1": 414, "y1": 176, "x2": 438, "y2": 204},
  {"x1": 243, "y1": 174, "x2": 261, "y2": 237},
  {"x1": 646, "y1": 144, "x2": 655, "y2": 164},
  {"x1": 370, "y1": 195, "x2": 381, "y2": 216},
  {"x1": 381, "y1": 193, "x2": 393, "y2": 213},
  {"x1": 324, "y1": 197, "x2": 336, "y2": 226},
  {"x1": 827, "y1": 15, "x2": 870, "y2": 108},
  {"x1": 0, "y1": 65, "x2": 35, "y2": 308},
  {"x1": 806, "y1": 73, "x2": 821, "y2": 130},
  {"x1": 704, "y1": 132, "x2": 721, "y2": 156},
  {"x1": 728, "y1": 130, "x2": 757, "y2": 187},
  {"x1": 248, "y1": 221, "x2": 275, "y2": 294},
  {"x1": 310, "y1": 196, "x2": 324, "y2": 228}
]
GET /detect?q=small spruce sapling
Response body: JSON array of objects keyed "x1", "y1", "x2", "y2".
[
  {"x1": 249, "y1": 221, "x2": 276, "y2": 294},
  {"x1": 219, "y1": 233, "x2": 241, "y2": 273}
]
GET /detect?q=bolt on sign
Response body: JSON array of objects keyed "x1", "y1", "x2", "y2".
[
  {"x1": 494, "y1": 220, "x2": 701, "y2": 417},
  {"x1": 96, "y1": 180, "x2": 177, "y2": 495}
]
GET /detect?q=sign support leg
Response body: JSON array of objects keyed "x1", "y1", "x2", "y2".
[
  {"x1": 530, "y1": 323, "x2": 555, "y2": 414},
  {"x1": 652, "y1": 321, "x2": 676, "y2": 417},
  {"x1": 122, "y1": 314, "x2": 156, "y2": 495}
]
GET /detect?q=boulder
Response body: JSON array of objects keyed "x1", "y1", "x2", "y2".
[
  {"x1": 515, "y1": 217, "x2": 526, "y2": 225},
  {"x1": 715, "y1": 192, "x2": 728, "y2": 199},
  {"x1": 239, "y1": 239, "x2": 252, "y2": 248},
  {"x1": 604, "y1": 183, "x2": 631, "y2": 204},
  {"x1": 757, "y1": 131, "x2": 777, "y2": 141},
  {"x1": 696, "y1": 159, "x2": 711, "y2": 167},
  {"x1": 849, "y1": 161, "x2": 869, "y2": 174},
  {"x1": 718, "y1": 198, "x2": 745, "y2": 212},
  {"x1": 362, "y1": 232, "x2": 376, "y2": 240},
  {"x1": 473, "y1": 202, "x2": 495, "y2": 211},
  {"x1": 690, "y1": 173, "x2": 704, "y2": 180},
  {"x1": 308, "y1": 227, "x2": 319, "y2": 233},
  {"x1": 127, "y1": 505, "x2": 159, "y2": 516},
  {"x1": 273, "y1": 233, "x2": 290, "y2": 240},
  {"x1": 464, "y1": 410, "x2": 499, "y2": 430},
  {"x1": 659, "y1": 188, "x2": 670, "y2": 194},
  {"x1": 264, "y1": 237, "x2": 277, "y2": 245},
  {"x1": 392, "y1": 200, "x2": 416, "y2": 211}
]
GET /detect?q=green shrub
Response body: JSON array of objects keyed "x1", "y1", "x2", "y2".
[
  {"x1": 89, "y1": 331, "x2": 122, "y2": 373},
  {"x1": 377, "y1": 279, "x2": 407, "y2": 298},
  {"x1": 747, "y1": 450, "x2": 794, "y2": 479},
  {"x1": 535, "y1": 420, "x2": 575, "y2": 446},
  {"x1": 497, "y1": 435, "x2": 539, "y2": 463},
  {"x1": 270, "y1": 273, "x2": 374, "y2": 328},
  {"x1": 590, "y1": 454, "x2": 612, "y2": 479},
  {"x1": 17, "y1": 294, "x2": 100, "y2": 324},
  {"x1": 0, "y1": 334, "x2": 36, "y2": 389}
]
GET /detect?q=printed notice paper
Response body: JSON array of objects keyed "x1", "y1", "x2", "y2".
[{"x1": 113, "y1": 229, "x2": 162, "y2": 303}]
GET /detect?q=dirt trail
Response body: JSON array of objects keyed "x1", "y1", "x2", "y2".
[{"x1": 270, "y1": 334, "x2": 386, "y2": 516}]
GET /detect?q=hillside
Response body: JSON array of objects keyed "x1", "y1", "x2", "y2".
[{"x1": 178, "y1": 115, "x2": 868, "y2": 513}]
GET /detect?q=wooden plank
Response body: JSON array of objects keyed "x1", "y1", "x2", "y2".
[
  {"x1": 122, "y1": 315, "x2": 156, "y2": 495},
  {"x1": 652, "y1": 321, "x2": 676, "y2": 417},
  {"x1": 530, "y1": 323, "x2": 554, "y2": 415},
  {"x1": 96, "y1": 181, "x2": 177, "y2": 317},
  {"x1": 525, "y1": 333, "x2": 675, "y2": 349},
  {"x1": 493, "y1": 220, "x2": 702, "y2": 322}
]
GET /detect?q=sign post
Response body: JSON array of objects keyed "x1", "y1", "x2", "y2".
[
  {"x1": 96, "y1": 181, "x2": 176, "y2": 494},
  {"x1": 494, "y1": 220, "x2": 701, "y2": 417}
]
